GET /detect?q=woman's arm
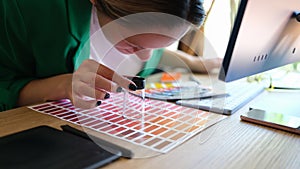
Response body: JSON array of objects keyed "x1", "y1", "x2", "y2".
[
  {"x1": 17, "y1": 59, "x2": 137, "y2": 109},
  {"x1": 160, "y1": 49, "x2": 222, "y2": 73},
  {"x1": 17, "y1": 74, "x2": 73, "y2": 107}
]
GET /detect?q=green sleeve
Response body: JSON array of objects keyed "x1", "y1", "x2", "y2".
[
  {"x1": 0, "y1": 78, "x2": 36, "y2": 111},
  {"x1": 0, "y1": 0, "x2": 36, "y2": 111}
]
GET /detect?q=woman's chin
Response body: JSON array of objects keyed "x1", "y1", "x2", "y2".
[
  {"x1": 136, "y1": 50, "x2": 153, "y2": 62},
  {"x1": 138, "y1": 56, "x2": 151, "y2": 62}
]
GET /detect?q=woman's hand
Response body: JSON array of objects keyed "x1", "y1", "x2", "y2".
[{"x1": 68, "y1": 59, "x2": 137, "y2": 109}]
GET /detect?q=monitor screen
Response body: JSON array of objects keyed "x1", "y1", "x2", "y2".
[{"x1": 219, "y1": 0, "x2": 300, "y2": 82}]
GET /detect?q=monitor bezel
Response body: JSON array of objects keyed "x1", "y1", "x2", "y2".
[{"x1": 219, "y1": 0, "x2": 248, "y2": 81}]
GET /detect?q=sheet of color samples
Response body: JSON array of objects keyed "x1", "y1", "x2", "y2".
[{"x1": 28, "y1": 93, "x2": 226, "y2": 153}]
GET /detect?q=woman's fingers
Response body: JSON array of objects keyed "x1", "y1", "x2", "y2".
[
  {"x1": 72, "y1": 96, "x2": 99, "y2": 109},
  {"x1": 73, "y1": 81, "x2": 110, "y2": 100},
  {"x1": 70, "y1": 59, "x2": 138, "y2": 109},
  {"x1": 95, "y1": 61, "x2": 136, "y2": 91},
  {"x1": 95, "y1": 75, "x2": 122, "y2": 92},
  {"x1": 78, "y1": 60, "x2": 137, "y2": 91}
]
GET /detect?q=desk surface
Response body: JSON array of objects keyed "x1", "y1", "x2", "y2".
[{"x1": 1, "y1": 75, "x2": 300, "y2": 169}]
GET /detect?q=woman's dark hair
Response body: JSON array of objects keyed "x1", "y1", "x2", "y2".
[{"x1": 95, "y1": 0, "x2": 206, "y2": 26}]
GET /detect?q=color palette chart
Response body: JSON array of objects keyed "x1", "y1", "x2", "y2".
[
  {"x1": 133, "y1": 82, "x2": 220, "y2": 101},
  {"x1": 29, "y1": 93, "x2": 226, "y2": 154}
]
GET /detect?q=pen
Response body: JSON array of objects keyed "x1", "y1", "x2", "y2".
[{"x1": 61, "y1": 125, "x2": 133, "y2": 158}]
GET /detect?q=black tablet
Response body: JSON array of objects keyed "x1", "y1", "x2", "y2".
[{"x1": 0, "y1": 126, "x2": 121, "y2": 169}]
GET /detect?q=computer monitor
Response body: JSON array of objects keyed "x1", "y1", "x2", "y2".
[{"x1": 219, "y1": 0, "x2": 300, "y2": 82}]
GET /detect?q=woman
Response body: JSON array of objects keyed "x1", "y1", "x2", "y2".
[{"x1": 0, "y1": 0, "x2": 206, "y2": 111}]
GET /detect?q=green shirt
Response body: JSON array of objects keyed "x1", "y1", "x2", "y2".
[
  {"x1": 0, "y1": 0, "x2": 162, "y2": 111},
  {"x1": 0, "y1": 0, "x2": 92, "y2": 111}
]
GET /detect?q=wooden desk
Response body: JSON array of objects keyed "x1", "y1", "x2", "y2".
[{"x1": 1, "y1": 75, "x2": 300, "y2": 169}]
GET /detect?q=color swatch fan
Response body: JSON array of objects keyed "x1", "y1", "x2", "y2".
[
  {"x1": 132, "y1": 82, "x2": 225, "y2": 101},
  {"x1": 29, "y1": 93, "x2": 226, "y2": 157}
]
